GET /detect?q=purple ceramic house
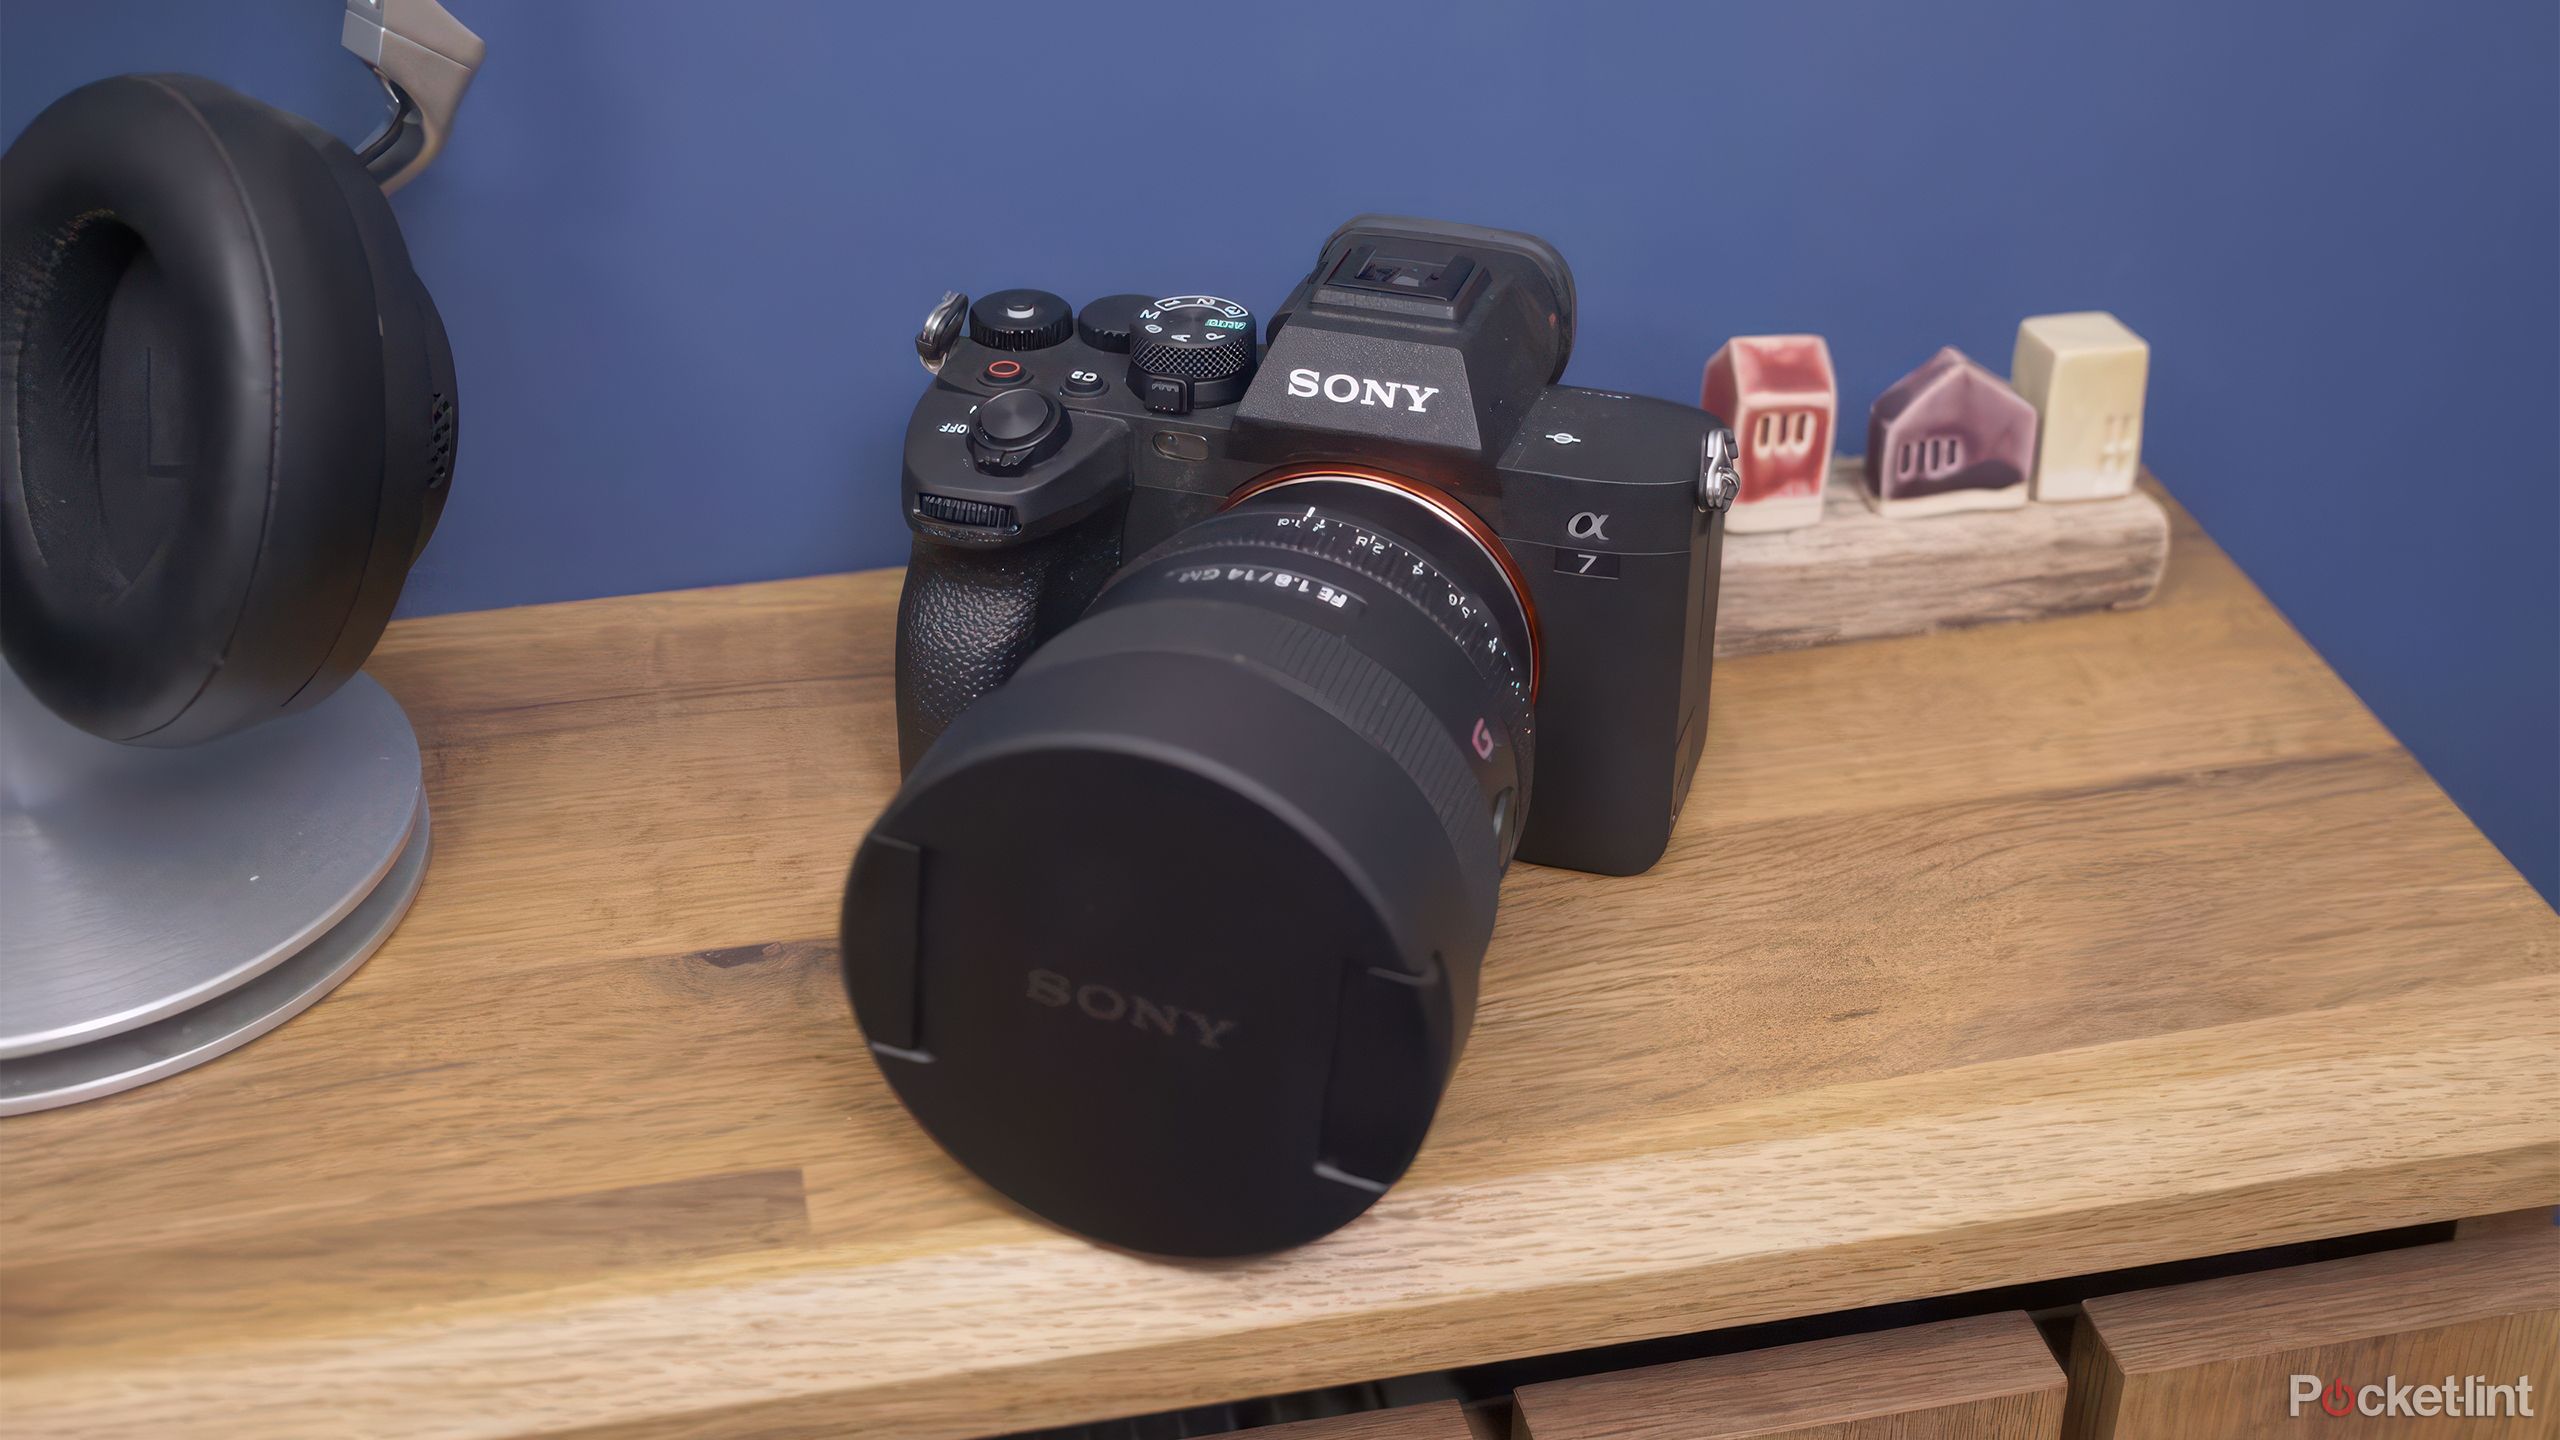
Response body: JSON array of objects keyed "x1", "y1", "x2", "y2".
[{"x1": 1862, "y1": 347, "x2": 2038, "y2": 518}]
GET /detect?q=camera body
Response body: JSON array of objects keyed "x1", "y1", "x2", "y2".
[
  {"x1": 896, "y1": 216, "x2": 1732, "y2": 875},
  {"x1": 851, "y1": 218, "x2": 1736, "y2": 1255}
]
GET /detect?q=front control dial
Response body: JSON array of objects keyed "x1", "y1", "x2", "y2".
[
  {"x1": 1075, "y1": 293, "x2": 1154, "y2": 353},
  {"x1": 1127, "y1": 295, "x2": 1257, "y2": 414},
  {"x1": 968, "y1": 387, "x2": 1069, "y2": 474},
  {"x1": 968, "y1": 289, "x2": 1074, "y2": 351}
]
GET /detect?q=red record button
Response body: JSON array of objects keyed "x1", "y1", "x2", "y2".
[{"x1": 981, "y1": 358, "x2": 1025, "y2": 384}]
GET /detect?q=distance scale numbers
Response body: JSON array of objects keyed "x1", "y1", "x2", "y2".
[{"x1": 1236, "y1": 508, "x2": 1528, "y2": 707}]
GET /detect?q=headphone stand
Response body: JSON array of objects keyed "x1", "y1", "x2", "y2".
[{"x1": 0, "y1": 666, "x2": 430, "y2": 1114}]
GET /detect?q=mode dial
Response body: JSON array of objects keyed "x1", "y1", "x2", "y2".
[
  {"x1": 1127, "y1": 295, "x2": 1257, "y2": 414},
  {"x1": 968, "y1": 289, "x2": 1074, "y2": 351}
]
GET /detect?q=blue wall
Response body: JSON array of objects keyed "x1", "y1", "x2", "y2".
[{"x1": 7, "y1": 0, "x2": 2554, "y2": 903}]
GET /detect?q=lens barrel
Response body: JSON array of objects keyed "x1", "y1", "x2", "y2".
[{"x1": 843, "y1": 474, "x2": 1535, "y2": 1256}]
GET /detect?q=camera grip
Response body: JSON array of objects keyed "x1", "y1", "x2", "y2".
[{"x1": 895, "y1": 505, "x2": 1124, "y2": 772}]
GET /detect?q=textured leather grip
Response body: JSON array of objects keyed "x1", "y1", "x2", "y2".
[{"x1": 895, "y1": 504, "x2": 1125, "y2": 772}]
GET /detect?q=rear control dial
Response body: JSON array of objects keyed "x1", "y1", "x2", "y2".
[{"x1": 1127, "y1": 295, "x2": 1257, "y2": 414}]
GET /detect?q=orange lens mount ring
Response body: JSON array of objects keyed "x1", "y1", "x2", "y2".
[{"x1": 1223, "y1": 465, "x2": 1542, "y2": 699}]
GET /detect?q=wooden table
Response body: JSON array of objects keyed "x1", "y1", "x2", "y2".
[{"x1": 5, "y1": 485, "x2": 2553, "y2": 1440}]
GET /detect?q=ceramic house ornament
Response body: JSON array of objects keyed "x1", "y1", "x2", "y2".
[
  {"x1": 1701, "y1": 335, "x2": 1836, "y2": 533},
  {"x1": 2012, "y1": 311, "x2": 2150, "y2": 502},
  {"x1": 1862, "y1": 347, "x2": 2036, "y2": 518}
]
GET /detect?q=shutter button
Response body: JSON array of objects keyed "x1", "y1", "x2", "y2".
[{"x1": 969, "y1": 388, "x2": 1069, "y2": 473}]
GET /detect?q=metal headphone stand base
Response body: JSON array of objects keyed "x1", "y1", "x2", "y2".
[{"x1": 0, "y1": 664, "x2": 430, "y2": 1114}]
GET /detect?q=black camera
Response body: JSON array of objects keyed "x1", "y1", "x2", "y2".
[{"x1": 843, "y1": 217, "x2": 1736, "y2": 1256}]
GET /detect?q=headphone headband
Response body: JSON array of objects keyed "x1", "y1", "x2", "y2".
[{"x1": 340, "y1": 0, "x2": 484, "y2": 193}]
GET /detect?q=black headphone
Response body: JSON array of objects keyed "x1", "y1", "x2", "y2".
[{"x1": 0, "y1": 0, "x2": 482, "y2": 746}]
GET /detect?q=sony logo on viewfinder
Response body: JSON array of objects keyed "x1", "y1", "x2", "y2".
[{"x1": 1286, "y1": 368, "x2": 1441, "y2": 414}]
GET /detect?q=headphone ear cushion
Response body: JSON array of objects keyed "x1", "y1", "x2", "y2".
[
  {"x1": 2, "y1": 74, "x2": 394, "y2": 745},
  {"x1": 264, "y1": 101, "x2": 455, "y2": 710}
]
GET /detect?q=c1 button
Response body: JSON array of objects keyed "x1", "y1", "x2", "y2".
[{"x1": 1062, "y1": 367, "x2": 1108, "y2": 398}]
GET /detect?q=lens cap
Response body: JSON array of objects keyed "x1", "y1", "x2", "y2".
[{"x1": 844, "y1": 645, "x2": 1483, "y2": 1257}]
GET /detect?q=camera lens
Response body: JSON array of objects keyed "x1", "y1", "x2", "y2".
[{"x1": 842, "y1": 469, "x2": 1537, "y2": 1256}]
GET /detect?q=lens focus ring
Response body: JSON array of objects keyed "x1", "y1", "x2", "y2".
[{"x1": 1124, "y1": 506, "x2": 1534, "y2": 759}]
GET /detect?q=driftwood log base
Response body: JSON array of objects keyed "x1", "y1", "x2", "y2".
[{"x1": 1716, "y1": 456, "x2": 2170, "y2": 657}]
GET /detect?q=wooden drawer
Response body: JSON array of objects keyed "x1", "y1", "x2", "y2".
[
  {"x1": 1244, "y1": 1401, "x2": 1483, "y2": 1439},
  {"x1": 2064, "y1": 1226, "x2": 2558, "y2": 1438},
  {"x1": 1511, "y1": 1310, "x2": 2065, "y2": 1439}
]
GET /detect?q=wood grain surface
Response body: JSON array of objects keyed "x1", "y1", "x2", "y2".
[
  {"x1": 1715, "y1": 459, "x2": 2168, "y2": 656},
  {"x1": 2062, "y1": 1228, "x2": 2559, "y2": 1438},
  {"x1": 1, "y1": 484, "x2": 2553, "y2": 1440},
  {"x1": 1511, "y1": 1310, "x2": 2066, "y2": 1439}
]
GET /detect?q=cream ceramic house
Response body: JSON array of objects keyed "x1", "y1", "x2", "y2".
[{"x1": 2011, "y1": 311, "x2": 2149, "y2": 502}]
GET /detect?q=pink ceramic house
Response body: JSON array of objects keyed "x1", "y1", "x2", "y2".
[
  {"x1": 1861, "y1": 347, "x2": 2037, "y2": 518},
  {"x1": 1702, "y1": 335, "x2": 1836, "y2": 533}
]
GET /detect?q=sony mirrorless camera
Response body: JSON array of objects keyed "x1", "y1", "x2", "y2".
[{"x1": 842, "y1": 217, "x2": 1737, "y2": 1256}]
